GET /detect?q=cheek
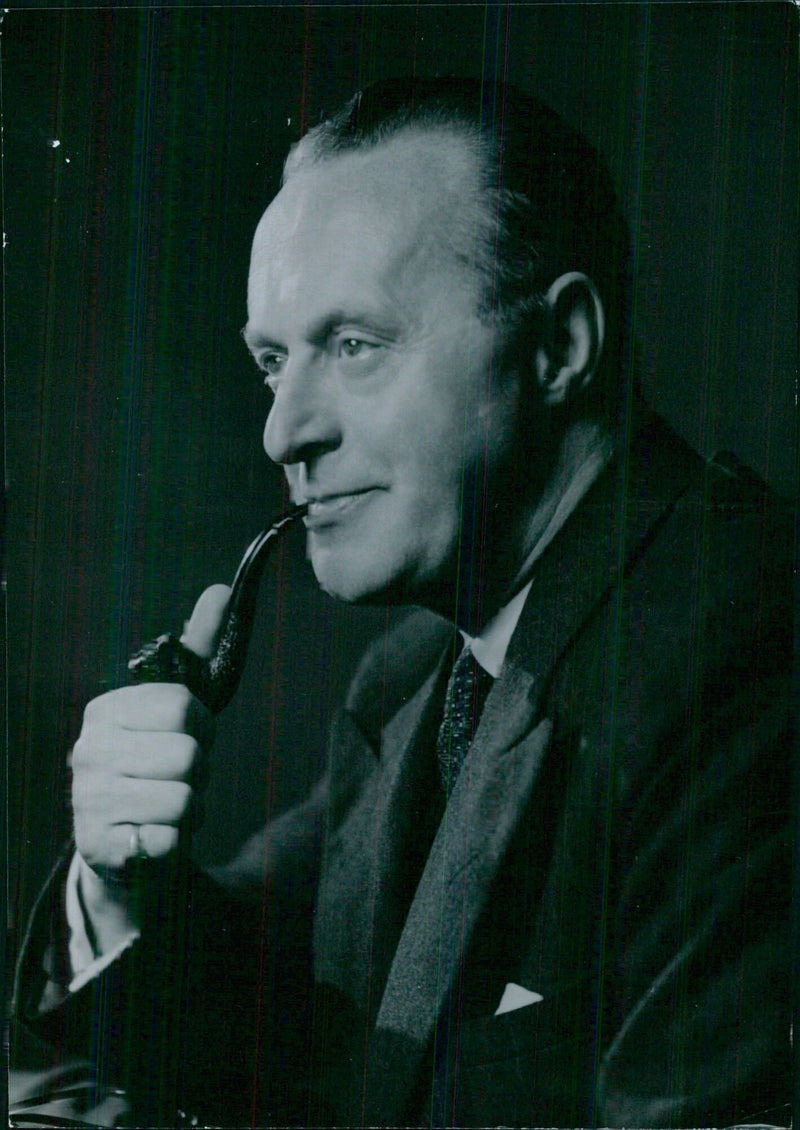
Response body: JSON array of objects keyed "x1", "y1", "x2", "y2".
[
  {"x1": 392, "y1": 438, "x2": 481, "y2": 574},
  {"x1": 391, "y1": 417, "x2": 466, "y2": 511}
]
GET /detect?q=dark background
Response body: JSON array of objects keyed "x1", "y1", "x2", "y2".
[{"x1": 6, "y1": 3, "x2": 797, "y2": 930}]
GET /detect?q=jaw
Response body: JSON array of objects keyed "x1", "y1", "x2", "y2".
[{"x1": 398, "y1": 505, "x2": 534, "y2": 633}]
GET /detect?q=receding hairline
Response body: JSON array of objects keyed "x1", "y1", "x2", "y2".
[
  {"x1": 283, "y1": 109, "x2": 486, "y2": 183},
  {"x1": 281, "y1": 119, "x2": 489, "y2": 223},
  {"x1": 281, "y1": 118, "x2": 518, "y2": 324},
  {"x1": 275, "y1": 123, "x2": 502, "y2": 308},
  {"x1": 265, "y1": 77, "x2": 630, "y2": 418}
]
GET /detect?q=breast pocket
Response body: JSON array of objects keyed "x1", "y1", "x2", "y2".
[
  {"x1": 458, "y1": 990, "x2": 580, "y2": 1066},
  {"x1": 451, "y1": 982, "x2": 595, "y2": 1126}
]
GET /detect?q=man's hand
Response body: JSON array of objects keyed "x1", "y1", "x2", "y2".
[{"x1": 70, "y1": 585, "x2": 230, "y2": 943}]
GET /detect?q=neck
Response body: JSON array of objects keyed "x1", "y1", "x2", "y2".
[{"x1": 430, "y1": 418, "x2": 613, "y2": 636}]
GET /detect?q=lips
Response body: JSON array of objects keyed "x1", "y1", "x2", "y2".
[{"x1": 302, "y1": 488, "x2": 379, "y2": 529}]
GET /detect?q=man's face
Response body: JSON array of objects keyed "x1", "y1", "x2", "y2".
[{"x1": 244, "y1": 130, "x2": 524, "y2": 608}]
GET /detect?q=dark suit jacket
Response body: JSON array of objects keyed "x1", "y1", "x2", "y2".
[{"x1": 12, "y1": 411, "x2": 793, "y2": 1127}]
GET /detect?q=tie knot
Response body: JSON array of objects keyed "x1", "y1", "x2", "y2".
[{"x1": 436, "y1": 644, "x2": 493, "y2": 797}]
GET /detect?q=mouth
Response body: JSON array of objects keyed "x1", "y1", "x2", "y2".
[{"x1": 302, "y1": 488, "x2": 380, "y2": 530}]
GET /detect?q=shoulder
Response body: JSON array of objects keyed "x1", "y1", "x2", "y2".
[
  {"x1": 636, "y1": 428, "x2": 794, "y2": 665},
  {"x1": 597, "y1": 408, "x2": 792, "y2": 635},
  {"x1": 543, "y1": 412, "x2": 794, "y2": 742}
]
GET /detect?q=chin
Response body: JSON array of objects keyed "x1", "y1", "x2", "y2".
[
  {"x1": 310, "y1": 548, "x2": 397, "y2": 606},
  {"x1": 307, "y1": 529, "x2": 424, "y2": 604},
  {"x1": 316, "y1": 575, "x2": 407, "y2": 608},
  {"x1": 310, "y1": 544, "x2": 454, "y2": 612}
]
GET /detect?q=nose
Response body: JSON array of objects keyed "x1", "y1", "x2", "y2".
[{"x1": 263, "y1": 362, "x2": 341, "y2": 467}]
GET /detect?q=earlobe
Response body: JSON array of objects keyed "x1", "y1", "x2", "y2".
[{"x1": 535, "y1": 272, "x2": 605, "y2": 406}]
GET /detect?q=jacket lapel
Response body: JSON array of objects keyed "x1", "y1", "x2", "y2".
[
  {"x1": 313, "y1": 616, "x2": 454, "y2": 1013},
  {"x1": 362, "y1": 694, "x2": 554, "y2": 1122}
]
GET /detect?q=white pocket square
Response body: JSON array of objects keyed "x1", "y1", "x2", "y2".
[{"x1": 494, "y1": 982, "x2": 544, "y2": 1016}]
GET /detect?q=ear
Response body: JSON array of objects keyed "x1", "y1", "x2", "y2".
[{"x1": 534, "y1": 272, "x2": 605, "y2": 406}]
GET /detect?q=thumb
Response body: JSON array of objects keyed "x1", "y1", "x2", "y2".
[{"x1": 180, "y1": 584, "x2": 231, "y2": 660}]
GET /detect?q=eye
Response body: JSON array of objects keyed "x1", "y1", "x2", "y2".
[
  {"x1": 333, "y1": 333, "x2": 385, "y2": 378},
  {"x1": 336, "y1": 335, "x2": 386, "y2": 368},
  {"x1": 339, "y1": 338, "x2": 370, "y2": 359},
  {"x1": 257, "y1": 352, "x2": 286, "y2": 387}
]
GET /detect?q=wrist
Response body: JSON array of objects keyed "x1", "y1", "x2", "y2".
[{"x1": 75, "y1": 852, "x2": 141, "y2": 956}]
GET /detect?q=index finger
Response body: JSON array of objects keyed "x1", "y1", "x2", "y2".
[{"x1": 83, "y1": 683, "x2": 214, "y2": 742}]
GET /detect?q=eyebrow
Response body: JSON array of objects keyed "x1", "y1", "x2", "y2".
[{"x1": 240, "y1": 324, "x2": 280, "y2": 354}]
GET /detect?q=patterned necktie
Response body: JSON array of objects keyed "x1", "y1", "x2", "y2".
[{"x1": 436, "y1": 644, "x2": 493, "y2": 797}]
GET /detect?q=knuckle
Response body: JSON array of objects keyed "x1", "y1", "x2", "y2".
[
  {"x1": 71, "y1": 761, "x2": 99, "y2": 807},
  {"x1": 71, "y1": 796, "x2": 96, "y2": 833},
  {"x1": 173, "y1": 780, "x2": 193, "y2": 819},
  {"x1": 83, "y1": 687, "x2": 129, "y2": 726},
  {"x1": 70, "y1": 734, "x2": 89, "y2": 768},
  {"x1": 156, "y1": 780, "x2": 194, "y2": 824},
  {"x1": 83, "y1": 684, "x2": 195, "y2": 732},
  {"x1": 83, "y1": 691, "x2": 124, "y2": 733},
  {"x1": 82, "y1": 695, "x2": 105, "y2": 727},
  {"x1": 172, "y1": 733, "x2": 200, "y2": 777},
  {"x1": 167, "y1": 683, "x2": 194, "y2": 724},
  {"x1": 147, "y1": 826, "x2": 179, "y2": 858},
  {"x1": 71, "y1": 727, "x2": 113, "y2": 771},
  {"x1": 75, "y1": 826, "x2": 99, "y2": 866}
]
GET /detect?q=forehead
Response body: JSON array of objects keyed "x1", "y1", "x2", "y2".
[{"x1": 247, "y1": 130, "x2": 485, "y2": 313}]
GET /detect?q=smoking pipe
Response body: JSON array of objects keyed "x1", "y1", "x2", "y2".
[{"x1": 128, "y1": 504, "x2": 308, "y2": 713}]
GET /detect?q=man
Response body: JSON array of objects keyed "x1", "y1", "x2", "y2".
[{"x1": 12, "y1": 78, "x2": 792, "y2": 1127}]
